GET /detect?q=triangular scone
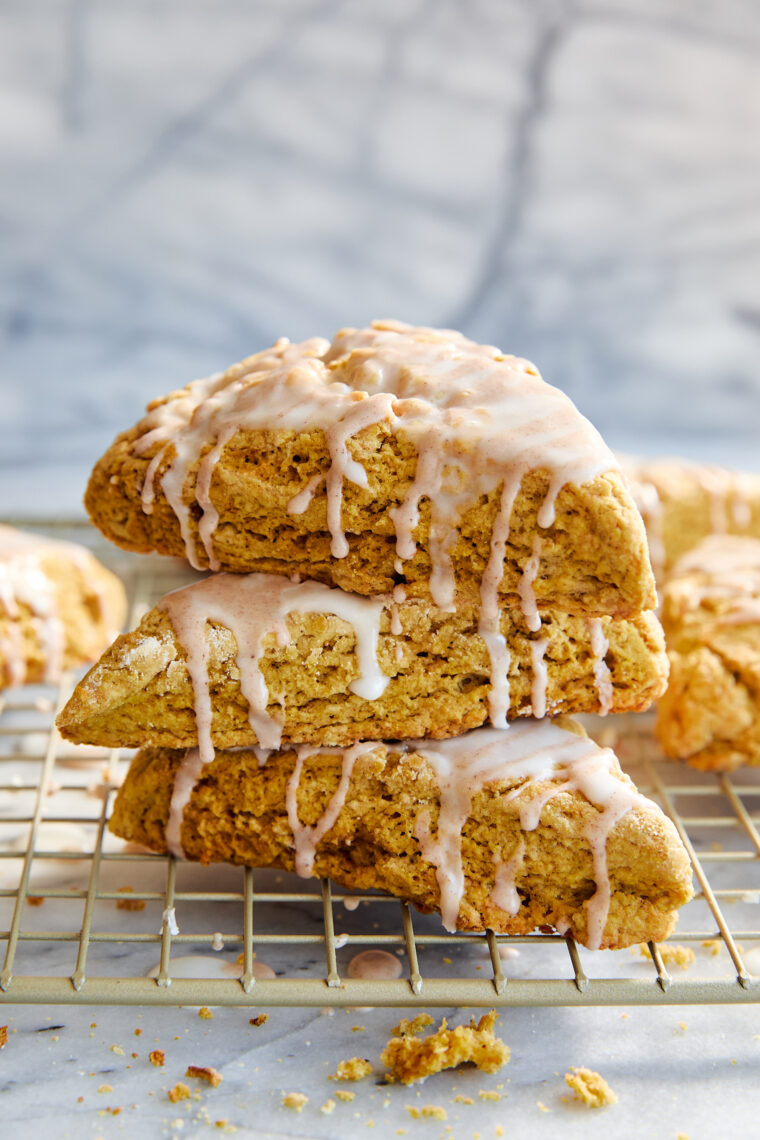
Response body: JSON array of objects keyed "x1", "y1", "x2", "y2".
[
  {"x1": 656, "y1": 536, "x2": 760, "y2": 770},
  {"x1": 108, "y1": 720, "x2": 693, "y2": 950},
  {"x1": 85, "y1": 321, "x2": 656, "y2": 618},
  {"x1": 619, "y1": 454, "x2": 760, "y2": 581},
  {"x1": 0, "y1": 524, "x2": 126, "y2": 689},
  {"x1": 57, "y1": 572, "x2": 668, "y2": 753}
]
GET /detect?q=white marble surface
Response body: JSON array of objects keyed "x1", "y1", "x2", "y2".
[{"x1": 2, "y1": 0, "x2": 760, "y2": 515}]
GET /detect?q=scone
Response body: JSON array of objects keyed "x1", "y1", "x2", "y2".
[
  {"x1": 108, "y1": 719, "x2": 693, "y2": 950},
  {"x1": 56, "y1": 572, "x2": 669, "y2": 754},
  {"x1": 656, "y1": 535, "x2": 760, "y2": 770},
  {"x1": 0, "y1": 524, "x2": 126, "y2": 689},
  {"x1": 620, "y1": 454, "x2": 760, "y2": 580},
  {"x1": 84, "y1": 321, "x2": 656, "y2": 619}
]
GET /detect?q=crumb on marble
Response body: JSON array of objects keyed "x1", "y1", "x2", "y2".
[
  {"x1": 116, "y1": 886, "x2": 145, "y2": 911},
  {"x1": 97, "y1": 1085, "x2": 113, "y2": 1094},
  {"x1": 564, "y1": 1067, "x2": 617, "y2": 1108},
  {"x1": 701, "y1": 940, "x2": 721, "y2": 956},
  {"x1": 537, "y1": 1100, "x2": 551, "y2": 1112},
  {"x1": 249, "y1": 1014, "x2": 268, "y2": 1027},
  {"x1": 27, "y1": 895, "x2": 44, "y2": 907},
  {"x1": 479, "y1": 1089, "x2": 500, "y2": 1101},
  {"x1": 453, "y1": 1094, "x2": 474, "y2": 1104},
  {"x1": 187, "y1": 1065, "x2": 223, "y2": 1087},
  {"x1": 330, "y1": 1057, "x2": 372, "y2": 1081},
  {"x1": 198, "y1": 1007, "x2": 213, "y2": 1020},
  {"x1": 110, "y1": 1044, "x2": 125, "y2": 1055},
  {"x1": 134, "y1": 1028, "x2": 142, "y2": 1037},
  {"x1": 0, "y1": 1026, "x2": 7, "y2": 1049},
  {"x1": 406, "y1": 1105, "x2": 447, "y2": 1121},
  {"x1": 335, "y1": 1089, "x2": 355, "y2": 1102},
  {"x1": 168, "y1": 1082, "x2": 191, "y2": 1103},
  {"x1": 320, "y1": 1098, "x2": 336, "y2": 1114},
  {"x1": 653, "y1": 944, "x2": 695, "y2": 969},
  {"x1": 149, "y1": 1049, "x2": 165, "y2": 1067},
  {"x1": 382, "y1": 1010, "x2": 509, "y2": 1085},
  {"x1": 391, "y1": 1014, "x2": 434, "y2": 1037},
  {"x1": 282, "y1": 1091, "x2": 308, "y2": 1112}
]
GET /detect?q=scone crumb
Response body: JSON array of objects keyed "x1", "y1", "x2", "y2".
[
  {"x1": 168, "y1": 1082, "x2": 191, "y2": 1103},
  {"x1": 496, "y1": 1127, "x2": 505, "y2": 1138},
  {"x1": 537, "y1": 1100, "x2": 551, "y2": 1112},
  {"x1": 676, "y1": 1133, "x2": 690, "y2": 1140},
  {"x1": 149, "y1": 1049, "x2": 165, "y2": 1067},
  {"x1": 282, "y1": 1091, "x2": 308, "y2": 1112},
  {"x1": 335, "y1": 1089, "x2": 355, "y2": 1102},
  {"x1": 27, "y1": 895, "x2": 44, "y2": 907},
  {"x1": 330, "y1": 1057, "x2": 372, "y2": 1081},
  {"x1": 110, "y1": 1044, "x2": 125, "y2": 1055},
  {"x1": 453, "y1": 1094, "x2": 474, "y2": 1104},
  {"x1": 701, "y1": 940, "x2": 721, "y2": 956},
  {"x1": 0, "y1": 1026, "x2": 7, "y2": 1049},
  {"x1": 249, "y1": 1014, "x2": 268, "y2": 1027},
  {"x1": 478, "y1": 1089, "x2": 500, "y2": 1101},
  {"x1": 320, "y1": 1098, "x2": 336, "y2": 1114},
  {"x1": 186, "y1": 1065, "x2": 223, "y2": 1087},
  {"x1": 382, "y1": 1010, "x2": 509, "y2": 1085},
  {"x1": 406, "y1": 1105, "x2": 447, "y2": 1121},
  {"x1": 643, "y1": 943, "x2": 695, "y2": 969},
  {"x1": 391, "y1": 1013, "x2": 434, "y2": 1037},
  {"x1": 97, "y1": 1085, "x2": 113, "y2": 1094},
  {"x1": 116, "y1": 886, "x2": 145, "y2": 912},
  {"x1": 198, "y1": 1007, "x2": 214, "y2": 1020},
  {"x1": 564, "y1": 1067, "x2": 617, "y2": 1108}
]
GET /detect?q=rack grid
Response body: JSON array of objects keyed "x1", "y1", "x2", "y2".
[{"x1": 0, "y1": 520, "x2": 759, "y2": 1007}]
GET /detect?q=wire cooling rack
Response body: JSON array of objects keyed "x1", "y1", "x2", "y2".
[{"x1": 0, "y1": 520, "x2": 759, "y2": 1008}]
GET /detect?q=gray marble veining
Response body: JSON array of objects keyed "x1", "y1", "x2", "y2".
[{"x1": 1, "y1": 0, "x2": 759, "y2": 513}]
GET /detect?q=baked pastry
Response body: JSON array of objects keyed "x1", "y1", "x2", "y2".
[
  {"x1": 108, "y1": 719, "x2": 693, "y2": 950},
  {"x1": 57, "y1": 571, "x2": 668, "y2": 754},
  {"x1": 619, "y1": 454, "x2": 760, "y2": 580},
  {"x1": 0, "y1": 524, "x2": 126, "y2": 689},
  {"x1": 84, "y1": 321, "x2": 656, "y2": 621},
  {"x1": 656, "y1": 535, "x2": 760, "y2": 770}
]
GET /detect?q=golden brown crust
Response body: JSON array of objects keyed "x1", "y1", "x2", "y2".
[
  {"x1": 0, "y1": 532, "x2": 126, "y2": 689},
  {"x1": 108, "y1": 740, "x2": 693, "y2": 950},
  {"x1": 86, "y1": 423, "x2": 655, "y2": 616},
  {"x1": 57, "y1": 594, "x2": 668, "y2": 749}
]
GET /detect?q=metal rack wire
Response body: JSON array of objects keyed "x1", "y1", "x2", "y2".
[{"x1": 0, "y1": 521, "x2": 759, "y2": 1007}]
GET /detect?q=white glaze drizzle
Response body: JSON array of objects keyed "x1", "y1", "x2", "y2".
[
  {"x1": 159, "y1": 573, "x2": 389, "y2": 760},
  {"x1": 517, "y1": 535, "x2": 544, "y2": 633},
  {"x1": 285, "y1": 742, "x2": 377, "y2": 876},
  {"x1": 347, "y1": 949, "x2": 402, "y2": 980},
  {"x1": 410, "y1": 721, "x2": 649, "y2": 945},
  {"x1": 478, "y1": 479, "x2": 521, "y2": 728},
  {"x1": 588, "y1": 617, "x2": 613, "y2": 716},
  {"x1": 491, "y1": 836, "x2": 526, "y2": 916},
  {"x1": 529, "y1": 637, "x2": 549, "y2": 718},
  {"x1": 132, "y1": 321, "x2": 617, "y2": 604}
]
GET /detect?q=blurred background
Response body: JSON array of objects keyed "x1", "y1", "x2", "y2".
[{"x1": 2, "y1": 0, "x2": 759, "y2": 513}]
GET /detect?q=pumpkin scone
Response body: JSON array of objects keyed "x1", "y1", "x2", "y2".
[
  {"x1": 108, "y1": 719, "x2": 693, "y2": 950},
  {"x1": 56, "y1": 571, "x2": 668, "y2": 753},
  {"x1": 619, "y1": 454, "x2": 760, "y2": 581},
  {"x1": 656, "y1": 535, "x2": 760, "y2": 771},
  {"x1": 0, "y1": 524, "x2": 126, "y2": 689},
  {"x1": 84, "y1": 321, "x2": 656, "y2": 621}
]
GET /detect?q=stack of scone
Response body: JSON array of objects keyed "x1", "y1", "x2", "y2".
[{"x1": 58, "y1": 321, "x2": 692, "y2": 949}]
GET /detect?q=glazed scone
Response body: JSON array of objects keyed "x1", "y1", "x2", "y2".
[
  {"x1": 0, "y1": 525, "x2": 126, "y2": 689},
  {"x1": 108, "y1": 720, "x2": 693, "y2": 950},
  {"x1": 619, "y1": 455, "x2": 760, "y2": 580},
  {"x1": 57, "y1": 572, "x2": 668, "y2": 752},
  {"x1": 656, "y1": 535, "x2": 760, "y2": 770},
  {"x1": 85, "y1": 321, "x2": 656, "y2": 619}
]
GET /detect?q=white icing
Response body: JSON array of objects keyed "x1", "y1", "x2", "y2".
[
  {"x1": 491, "y1": 836, "x2": 525, "y2": 916},
  {"x1": 211, "y1": 931, "x2": 224, "y2": 951},
  {"x1": 588, "y1": 617, "x2": 613, "y2": 716},
  {"x1": 343, "y1": 896, "x2": 361, "y2": 911},
  {"x1": 162, "y1": 906, "x2": 179, "y2": 936},
  {"x1": 285, "y1": 742, "x2": 377, "y2": 876},
  {"x1": 347, "y1": 949, "x2": 402, "y2": 980},
  {"x1": 159, "y1": 573, "x2": 389, "y2": 761},
  {"x1": 517, "y1": 535, "x2": 543, "y2": 633},
  {"x1": 478, "y1": 479, "x2": 521, "y2": 728},
  {"x1": 132, "y1": 321, "x2": 617, "y2": 605},
  {"x1": 529, "y1": 637, "x2": 549, "y2": 718}
]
